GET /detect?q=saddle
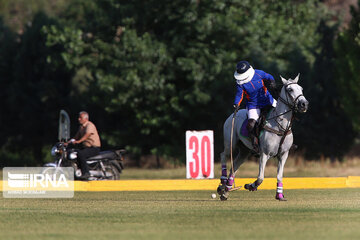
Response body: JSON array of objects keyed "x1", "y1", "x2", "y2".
[
  {"x1": 240, "y1": 106, "x2": 273, "y2": 139},
  {"x1": 240, "y1": 106, "x2": 295, "y2": 155}
]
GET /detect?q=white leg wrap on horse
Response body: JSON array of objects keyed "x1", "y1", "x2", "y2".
[
  {"x1": 221, "y1": 165, "x2": 228, "y2": 184},
  {"x1": 277, "y1": 182, "x2": 284, "y2": 194},
  {"x1": 226, "y1": 175, "x2": 234, "y2": 190}
]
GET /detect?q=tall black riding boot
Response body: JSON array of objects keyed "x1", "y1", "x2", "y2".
[{"x1": 247, "y1": 119, "x2": 259, "y2": 153}]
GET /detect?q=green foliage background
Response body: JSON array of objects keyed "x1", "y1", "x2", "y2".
[{"x1": 0, "y1": 0, "x2": 359, "y2": 166}]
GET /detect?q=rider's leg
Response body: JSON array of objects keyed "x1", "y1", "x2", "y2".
[
  {"x1": 77, "y1": 150, "x2": 90, "y2": 176},
  {"x1": 247, "y1": 108, "x2": 260, "y2": 152},
  {"x1": 77, "y1": 147, "x2": 100, "y2": 177}
]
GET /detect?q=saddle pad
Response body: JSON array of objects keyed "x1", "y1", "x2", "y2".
[{"x1": 240, "y1": 118, "x2": 249, "y2": 137}]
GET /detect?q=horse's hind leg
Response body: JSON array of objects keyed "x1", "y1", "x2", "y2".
[
  {"x1": 226, "y1": 144, "x2": 249, "y2": 191},
  {"x1": 217, "y1": 149, "x2": 230, "y2": 197},
  {"x1": 219, "y1": 151, "x2": 229, "y2": 185},
  {"x1": 275, "y1": 151, "x2": 289, "y2": 201},
  {"x1": 219, "y1": 137, "x2": 238, "y2": 186},
  {"x1": 218, "y1": 147, "x2": 235, "y2": 188},
  {"x1": 218, "y1": 150, "x2": 246, "y2": 201},
  {"x1": 218, "y1": 145, "x2": 248, "y2": 200}
]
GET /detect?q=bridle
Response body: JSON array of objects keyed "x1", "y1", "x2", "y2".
[
  {"x1": 261, "y1": 83, "x2": 303, "y2": 156},
  {"x1": 278, "y1": 82, "x2": 304, "y2": 112},
  {"x1": 267, "y1": 82, "x2": 304, "y2": 122},
  {"x1": 264, "y1": 82, "x2": 304, "y2": 137}
]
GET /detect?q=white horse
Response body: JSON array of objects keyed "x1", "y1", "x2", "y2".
[{"x1": 218, "y1": 74, "x2": 309, "y2": 201}]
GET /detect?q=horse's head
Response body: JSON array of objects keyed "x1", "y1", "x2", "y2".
[{"x1": 280, "y1": 74, "x2": 309, "y2": 113}]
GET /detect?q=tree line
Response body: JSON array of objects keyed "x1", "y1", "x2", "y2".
[{"x1": 0, "y1": 0, "x2": 359, "y2": 167}]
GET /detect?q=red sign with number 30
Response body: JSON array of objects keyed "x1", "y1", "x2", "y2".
[{"x1": 186, "y1": 130, "x2": 214, "y2": 179}]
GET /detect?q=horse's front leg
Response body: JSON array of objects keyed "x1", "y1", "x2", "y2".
[
  {"x1": 275, "y1": 151, "x2": 289, "y2": 201},
  {"x1": 245, "y1": 152, "x2": 270, "y2": 191}
]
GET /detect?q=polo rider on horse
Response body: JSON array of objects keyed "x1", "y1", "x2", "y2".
[{"x1": 233, "y1": 60, "x2": 277, "y2": 152}]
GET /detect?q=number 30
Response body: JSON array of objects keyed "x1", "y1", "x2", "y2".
[{"x1": 188, "y1": 135, "x2": 211, "y2": 178}]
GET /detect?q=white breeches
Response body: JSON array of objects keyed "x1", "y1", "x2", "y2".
[
  {"x1": 247, "y1": 99, "x2": 277, "y2": 121},
  {"x1": 247, "y1": 108, "x2": 261, "y2": 120}
]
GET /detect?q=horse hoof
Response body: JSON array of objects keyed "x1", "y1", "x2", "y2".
[
  {"x1": 217, "y1": 185, "x2": 226, "y2": 195},
  {"x1": 275, "y1": 194, "x2": 287, "y2": 201},
  {"x1": 244, "y1": 183, "x2": 257, "y2": 191},
  {"x1": 220, "y1": 195, "x2": 228, "y2": 201},
  {"x1": 220, "y1": 191, "x2": 229, "y2": 201}
]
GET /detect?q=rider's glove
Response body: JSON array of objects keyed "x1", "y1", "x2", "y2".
[
  {"x1": 269, "y1": 80, "x2": 276, "y2": 90},
  {"x1": 233, "y1": 104, "x2": 240, "y2": 112},
  {"x1": 266, "y1": 80, "x2": 278, "y2": 98}
]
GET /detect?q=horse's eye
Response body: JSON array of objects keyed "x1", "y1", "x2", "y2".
[{"x1": 287, "y1": 88, "x2": 293, "y2": 92}]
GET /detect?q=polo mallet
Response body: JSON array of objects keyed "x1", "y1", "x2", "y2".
[{"x1": 229, "y1": 105, "x2": 242, "y2": 191}]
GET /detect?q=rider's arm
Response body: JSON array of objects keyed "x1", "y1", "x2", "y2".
[
  {"x1": 73, "y1": 130, "x2": 80, "y2": 141},
  {"x1": 234, "y1": 85, "x2": 244, "y2": 107},
  {"x1": 74, "y1": 132, "x2": 92, "y2": 144},
  {"x1": 65, "y1": 130, "x2": 79, "y2": 144},
  {"x1": 67, "y1": 129, "x2": 81, "y2": 144},
  {"x1": 261, "y1": 71, "x2": 276, "y2": 89}
]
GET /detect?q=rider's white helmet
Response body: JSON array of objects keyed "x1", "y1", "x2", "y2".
[{"x1": 234, "y1": 60, "x2": 255, "y2": 85}]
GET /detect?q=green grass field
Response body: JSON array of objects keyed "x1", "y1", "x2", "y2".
[{"x1": 1, "y1": 189, "x2": 360, "y2": 240}]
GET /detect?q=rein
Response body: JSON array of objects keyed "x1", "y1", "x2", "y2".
[
  {"x1": 266, "y1": 83, "x2": 302, "y2": 124},
  {"x1": 266, "y1": 83, "x2": 302, "y2": 121}
]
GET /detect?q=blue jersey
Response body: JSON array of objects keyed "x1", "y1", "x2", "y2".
[{"x1": 234, "y1": 69, "x2": 275, "y2": 109}]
